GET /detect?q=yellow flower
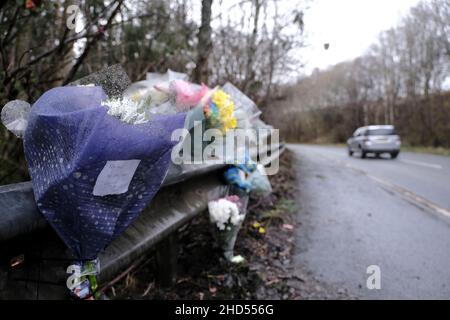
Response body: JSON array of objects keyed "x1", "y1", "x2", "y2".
[
  {"x1": 131, "y1": 92, "x2": 142, "y2": 103},
  {"x1": 209, "y1": 89, "x2": 237, "y2": 134},
  {"x1": 212, "y1": 90, "x2": 230, "y2": 106},
  {"x1": 258, "y1": 227, "x2": 266, "y2": 234},
  {"x1": 231, "y1": 117, "x2": 237, "y2": 128},
  {"x1": 219, "y1": 102, "x2": 234, "y2": 119},
  {"x1": 225, "y1": 117, "x2": 237, "y2": 129},
  {"x1": 221, "y1": 116, "x2": 237, "y2": 133}
]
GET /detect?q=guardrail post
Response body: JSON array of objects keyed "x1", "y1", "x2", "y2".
[{"x1": 155, "y1": 232, "x2": 178, "y2": 288}]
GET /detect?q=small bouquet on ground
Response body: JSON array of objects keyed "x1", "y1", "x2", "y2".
[{"x1": 208, "y1": 191, "x2": 248, "y2": 262}]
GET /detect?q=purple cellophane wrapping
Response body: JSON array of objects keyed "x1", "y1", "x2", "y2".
[{"x1": 24, "y1": 86, "x2": 185, "y2": 259}]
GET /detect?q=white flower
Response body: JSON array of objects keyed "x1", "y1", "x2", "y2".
[
  {"x1": 230, "y1": 255, "x2": 245, "y2": 264},
  {"x1": 208, "y1": 198, "x2": 244, "y2": 230},
  {"x1": 230, "y1": 209, "x2": 245, "y2": 226},
  {"x1": 101, "y1": 97, "x2": 148, "y2": 124}
]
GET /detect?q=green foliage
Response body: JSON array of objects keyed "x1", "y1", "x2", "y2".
[{"x1": 261, "y1": 198, "x2": 296, "y2": 221}]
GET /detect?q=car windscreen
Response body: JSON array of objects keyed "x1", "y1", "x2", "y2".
[{"x1": 365, "y1": 128, "x2": 396, "y2": 136}]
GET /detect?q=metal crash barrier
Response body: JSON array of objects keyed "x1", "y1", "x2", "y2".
[{"x1": 0, "y1": 65, "x2": 283, "y2": 299}]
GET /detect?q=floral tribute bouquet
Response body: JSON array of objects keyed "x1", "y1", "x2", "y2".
[
  {"x1": 1, "y1": 66, "x2": 186, "y2": 299},
  {"x1": 215, "y1": 159, "x2": 272, "y2": 263},
  {"x1": 223, "y1": 160, "x2": 258, "y2": 192},
  {"x1": 125, "y1": 71, "x2": 239, "y2": 163},
  {"x1": 223, "y1": 158, "x2": 272, "y2": 198},
  {"x1": 1, "y1": 66, "x2": 271, "y2": 295},
  {"x1": 208, "y1": 192, "x2": 248, "y2": 261},
  {"x1": 202, "y1": 89, "x2": 237, "y2": 134}
]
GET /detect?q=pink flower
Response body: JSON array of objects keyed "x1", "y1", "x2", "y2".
[
  {"x1": 172, "y1": 80, "x2": 209, "y2": 110},
  {"x1": 225, "y1": 195, "x2": 241, "y2": 208}
]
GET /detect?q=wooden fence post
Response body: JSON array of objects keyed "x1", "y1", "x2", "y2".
[{"x1": 155, "y1": 233, "x2": 178, "y2": 288}]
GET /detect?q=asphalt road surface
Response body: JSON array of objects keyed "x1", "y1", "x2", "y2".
[{"x1": 289, "y1": 144, "x2": 450, "y2": 299}]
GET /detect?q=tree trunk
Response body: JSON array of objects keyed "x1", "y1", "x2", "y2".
[
  {"x1": 52, "y1": 0, "x2": 75, "y2": 87},
  {"x1": 193, "y1": 0, "x2": 213, "y2": 84},
  {"x1": 244, "y1": 0, "x2": 261, "y2": 93}
]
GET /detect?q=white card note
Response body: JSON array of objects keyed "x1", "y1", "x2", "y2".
[{"x1": 93, "y1": 160, "x2": 141, "y2": 196}]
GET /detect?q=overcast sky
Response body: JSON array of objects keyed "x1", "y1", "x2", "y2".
[{"x1": 302, "y1": 0, "x2": 423, "y2": 74}]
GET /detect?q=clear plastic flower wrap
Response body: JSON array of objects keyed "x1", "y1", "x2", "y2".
[
  {"x1": 123, "y1": 70, "x2": 210, "y2": 117},
  {"x1": 1, "y1": 100, "x2": 31, "y2": 138},
  {"x1": 247, "y1": 164, "x2": 272, "y2": 198}
]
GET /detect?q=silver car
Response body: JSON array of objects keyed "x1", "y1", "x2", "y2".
[{"x1": 347, "y1": 125, "x2": 401, "y2": 159}]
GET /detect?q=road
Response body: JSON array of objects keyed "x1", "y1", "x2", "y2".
[{"x1": 289, "y1": 144, "x2": 450, "y2": 299}]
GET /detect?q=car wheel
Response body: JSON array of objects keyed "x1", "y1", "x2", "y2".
[
  {"x1": 358, "y1": 145, "x2": 366, "y2": 159},
  {"x1": 391, "y1": 152, "x2": 399, "y2": 159},
  {"x1": 348, "y1": 148, "x2": 353, "y2": 157}
]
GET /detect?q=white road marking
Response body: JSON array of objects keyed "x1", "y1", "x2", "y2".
[
  {"x1": 366, "y1": 174, "x2": 450, "y2": 219},
  {"x1": 400, "y1": 159, "x2": 442, "y2": 170},
  {"x1": 306, "y1": 148, "x2": 450, "y2": 219},
  {"x1": 290, "y1": 145, "x2": 450, "y2": 219}
]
